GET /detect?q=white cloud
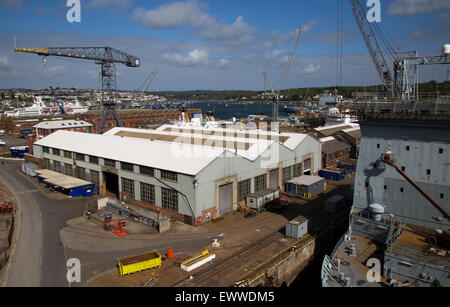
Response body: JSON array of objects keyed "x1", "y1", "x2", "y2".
[
  {"x1": 162, "y1": 49, "x2": 210, "y2": 67},
  {"x1": 132, "y1": 1, "x2": 209, "y2": 29},
  {"x1": 46, "y1": 65, "x2": 67, "y2": 77},
  {"x1": 88, "y1": 0, "x2": 133, "y2": 10},
  {"x1": 161, "y1": 49, "x2": 230, "y2": 70},
  {"x1": 0, "y1": 56, "x2": 13, "y2": 71},
  {"x1": 300, "y1": 64, "x2": 321, "y2": 74},
  {"x1": 388, "y1": 0, "x2": 450, "y2": 15},
  {"x1": 0, "y1": 56, "x2": 14, "y2": 79},
  {"x1": 133, "y1": 1, "x2": 256, "y2": 46}
]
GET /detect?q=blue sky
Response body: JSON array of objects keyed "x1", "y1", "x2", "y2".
[{"x1": 0, "y1": 0, "x2": 449, "y2": 90}]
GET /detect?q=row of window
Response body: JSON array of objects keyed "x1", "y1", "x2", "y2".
[
  {"x1": 235, "y1": 163, "x2": 303, "y2": 202},
  {"x1": 376, "y1": 143, "x2": 445, "y2": 154},
  {"x1": 45, "y1": 159, "x2": 99, "y2": 184},
  {"x1": 45, "y1": 159, "x2": 178, "y2": 212},
  {"x1": 383, "y1": 185, "x2": 445, "y2": 199},
  {"x1": 43, "y1": 147, "x2": 175, "y2": 182},
  {"x1": 122, "y1": 178, "x2": 178, "y2": 212}
]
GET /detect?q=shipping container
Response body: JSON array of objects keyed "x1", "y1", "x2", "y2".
[
  {"x1": 319, "y1": 169, "x2": 345, "y2": 181},
  {"x1": 338, "y1": 160, "x2": 357, "y2": 174},
  {"x1": 285, "y1": 216, "x2": 308, "y2": 239},
  {"x1": 118, "y1": 250, "x2": 161, "y2": 276},
  {"x1": 246, "y1": 188, "x2": 279, "y2": 210},
  {"x1": 10, "y1": 146, "x2": 29, "y2": 158},
  {"x1": 19, "y1": 129, "x2": 33, "y2": 136}
]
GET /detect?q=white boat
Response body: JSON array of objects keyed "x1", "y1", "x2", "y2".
[
  {"x1": 4, "y1": 96, "x2": 47, "y2": 117},
  {"x1": 63, "y1": 99, "x2": 89, "y2": 114}
]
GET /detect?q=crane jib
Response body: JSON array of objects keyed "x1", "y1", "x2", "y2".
[{"x1": 14, "y1": 47, "x2": 140, "y2": 67}]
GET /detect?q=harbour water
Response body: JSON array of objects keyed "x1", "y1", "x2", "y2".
[{"x1": 176, "y1": 101, "x2": 300, "y2": 120}]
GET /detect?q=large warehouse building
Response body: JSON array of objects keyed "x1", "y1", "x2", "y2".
[{"x1": 30, "y1": 125, "x2": 322, "y2": 225}]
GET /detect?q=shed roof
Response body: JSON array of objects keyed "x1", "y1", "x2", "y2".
[
  {"x1": 35, "y1": 169, "x2": 92, "y2": 189},
  {"x1": 314, "y1": 124, "x2": 355, "y2": 137},
  {"x1": 104, "y1": 126, "x2": 310, "y2": 161},
  {"x1": 288, "y1": 175, "x2": 324, "y2": 186},
  {"x1": 322, "y1": 138, "x2": 352, "y2": 154},
  {"x1": 35, "y1": 131, "x2": 224, "y2": 176},
  {"x1": 33, "y1": 120, "x2": 92, "y2": 130},
  {"x1": 342, "y1": 127, "x2": 361, "y2": 139}
]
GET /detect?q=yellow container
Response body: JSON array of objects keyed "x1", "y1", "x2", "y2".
[{"x1": 118, "y1": 250, "x2": 161, "y2": 276}]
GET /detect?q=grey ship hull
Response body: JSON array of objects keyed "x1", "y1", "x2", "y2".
[{"x1": 321, "y1": 102, "x2": 450, "y2": 287}]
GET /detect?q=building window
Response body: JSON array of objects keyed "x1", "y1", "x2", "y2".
[
  {"x1": 75, "y1": 153, "x2": 85, "y2": 161},
  {"x1": 293, "y1": 163, "x2": 302, "y2": 178},
  {"x1": 439, "y1": 148, "x2": 443, "y2": 154},
  {"x1": 75, "y1": 167, "x2": 86, "y2": 180},
  {"x1": 52, "y1": 148, "x2": 60, "y2": 156},
  {"x1": 406, "y1": 146, "x2": 410, "y2": 151},
  {"x1": 140, "y1": 182, "x2": 155, "y2": 205},
  {"x1": 401, "y1": 166, "x2": 406, "y2": 172},
  {"x1": 237, "y1": 179, "x2": 251, "y2": 202},
  {"x1": 400, "y1": 188, "x2": 404, "y2": 193},
  {"x1": 254, "y1": 174, "x2": 267, "y2": 193},
  {"x1": 64, "y1": 151, "x2": 72, "y2": 159},
  {"x1": 384, "y1": 185, "x2": 387, "y2": 190},
  {"x1": 54, "y1": 161, "x2": 61, "y2": 173},
  {"x1": 427, "y1": 169, "x2": 431, "y2": 175},
  {"x1": 64, "y1": 163, "x2": 73, "y2": 176},
  {"x1": 282, "y1": 167, "x2": 292, "y2": 185},
  {"x1": 104, "y1": 159, "x2": 116, "y2": 168},
  {"x1": 90, "y1": 170, "x2": 99, "y2": 185},
  {"x1": 161, "y1": 170, "x2": 177, "y2": 182},
  {"x1": 43, "y1": 147, "x2": 49, "y2": 154},
  {"x1": 161, "y1": 187, "x2": 178, "y2": 212},
  {"x1": 441, "y1": 193, "x2": 444, "y2": 199},
  {"x1": 44, "y1": 158, "x2": 50, "y2": 169},
  {"x1": 89, "y1": 156, "x2": 99, "y2": 165},
  {"x1": 377, "y1": 144, "x2": 380, "y2": 149},
  {"x1": 121, "y1": 178, "x2": 135, "y2": 199},
  {"x1": 121, "y1": 162, "x2": 134, "y2": 172},
  {"x1": 140, "y1": 166, "x2": 154, "y2": 177}
]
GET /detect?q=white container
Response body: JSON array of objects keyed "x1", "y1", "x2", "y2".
[
  {"x1": 246, "y1": 188, "x2": 279, "y2": 210},
  {"x1": 443, "y1": 44, "x2": 450, "y2": 55}
]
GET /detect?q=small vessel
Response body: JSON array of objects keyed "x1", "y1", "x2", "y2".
[
  {"x1": 63, "y1": 99, "x2": 89, "y2": 114},
  {"x1": 4, "y1": 96, "x2": 46, "y2": 117}
]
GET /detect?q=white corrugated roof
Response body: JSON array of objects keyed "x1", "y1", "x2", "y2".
[
  {"x1": 33, "y1": 120, "x2": 92, "y2": 130},
  {"x1": 314, "y1": 123, "x2": 359, "y2": 131},
  {"x1": 319, "y1": 136, "x2": 336, "y2": 143},
  {"x1": 35, "y1": 130, "x2": 225, "y2": 176},
  {"x1": 342, "y1": 127, "x2": 360, "y2": 133},
  {"x1": 105, "y1": 125, "x2": 309, "y2": 160},
  {"x1": 288, "y1": 175, "x2": 324, "y2": 186}
]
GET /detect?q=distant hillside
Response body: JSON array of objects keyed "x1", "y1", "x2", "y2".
[{"x1": 154, "y1": 81, "x2": 450, "y2": 101}]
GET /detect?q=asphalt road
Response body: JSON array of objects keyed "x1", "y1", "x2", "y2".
[
  {"x1": 0, "y1": 134, "x2": 29, "y2": 155},
  {"x1": 0, "y1": 160, "x2": 213, "y2": 287}
]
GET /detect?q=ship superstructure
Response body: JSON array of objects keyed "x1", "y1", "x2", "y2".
[{"x1": 322, "y1": 101, "x2": 450, "y2": 287}]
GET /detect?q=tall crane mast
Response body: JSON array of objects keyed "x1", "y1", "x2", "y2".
[
  {"x1": 134, "y1": 69, "x2": 159, "y2": 105},
  {"x1": 14, "y1": 47, "x2": 140, "y2": 134},
  {"x1": 350, "y1": 0, "x2": 450, "y2": 101},
  {"x1": 349, "y1": 0, "x2": 395, "y2": 97},
  {"x1": 265, "y1": 25, "x2": 306, "y2": 126}
]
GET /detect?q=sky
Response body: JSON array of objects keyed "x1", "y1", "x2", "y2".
[{"x1": 0, "y1": 0, "x2": 449, "y2": 91}]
